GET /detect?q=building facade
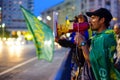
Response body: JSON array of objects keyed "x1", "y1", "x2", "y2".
[
  {"x1": 41, "y1": 0, "x2": 119, "y2": 30},
  {"x1": 0, "y1": 0, "x2": 2, "y2": 24},
  {"x1": 117, "y1": 0, "x2": 120, "y2": 22},
  {"x1": 87, "y1": 0, "x2": 118, "y2": 27},
  {"x1": 41, "y1": 0, "x2": 88, "y2": 30},
  {"x1": 1, "y1": 0, "x2": 34, "y2": 31}
]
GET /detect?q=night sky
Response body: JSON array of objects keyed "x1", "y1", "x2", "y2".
[{"x1": 34, "y1": 0, "x2": 64, "y2": 16}]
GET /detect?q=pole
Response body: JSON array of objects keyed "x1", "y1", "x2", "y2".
[
  {"x1": 2, "y1": 26, "x2": 4, "y2": 38},
  {"x1": 2, "y1": 23, "x2": 5, "y2": 38}
]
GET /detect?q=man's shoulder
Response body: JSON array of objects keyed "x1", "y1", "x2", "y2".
[
  {"x1": 104, "y1": 29, "x2": 115, "y2": 37},
  {"x1": 98, "y1": 29, "x2": 116, "y2": 42},
  {"x1": 92, "y1": 29, "x2": 115, "y2": 40},
  {"x1": 104, "y1": 29, "x2": 114, "y2": 34}
]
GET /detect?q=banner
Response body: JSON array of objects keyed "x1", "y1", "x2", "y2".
[{"x1": 20, "y1": 6, "x2": 54, "y2": 62}]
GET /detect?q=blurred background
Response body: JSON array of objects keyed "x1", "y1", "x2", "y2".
[
  {"x1": 0, "y1": 0, "x2": 120, "y2": 80},
  {"x1": 0, "y1": 0, "x2": 119, "y2": 43}
]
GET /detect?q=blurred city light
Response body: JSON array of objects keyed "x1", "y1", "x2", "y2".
[
  {"x1": 55, "y1": 12, "x2": 59, "y2": 15},
  {"x1": 37, "y1": 16, "x2": 42, "y2": 21},
  {"x1": 0, "y1": 23, "x2": 6, "y2": 38},
  {"x1": 112, "y1": 17, "x2": 118, "y2": 21},
  {"x1": 2, "y1": 23, "x2": 5, "y2": 28},
  {"x1": 0, "y1": 7, "x2": 1, "y2": 10},
  {"x1": 9, "y1": 45, "x2": 22, "y2": 58},
  {"x1": 24, "y1": 33, "x2": 33, "y2": 41},
  {"x1": 71, "y1": 6, "x2": 75, "y2": 10},
  {"x1": 46, "y1": 16, "x2": 51, "y2": 21}
]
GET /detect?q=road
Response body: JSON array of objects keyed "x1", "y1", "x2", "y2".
[{"x1": 0, "y1": 42, "x2": 69, "y2": 80}]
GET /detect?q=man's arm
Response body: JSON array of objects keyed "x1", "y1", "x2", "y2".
[{"x1": 74, "y1": 33, "x2": 90, "y2": 67}]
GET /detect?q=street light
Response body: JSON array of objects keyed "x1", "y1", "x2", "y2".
[
  {"x1": 1, "y1": 23, "x2": 5, "y2": 38},
  {"x1": 37, "y1": 16, "x2": 42, "y2": 21},
  {"x1": 46, "y1": 16, "x2": 51, "y2": 21}
]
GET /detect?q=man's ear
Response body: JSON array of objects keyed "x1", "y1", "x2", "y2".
[{"x1": 100, "y1": 17, "x2": 105, "y2": 24}]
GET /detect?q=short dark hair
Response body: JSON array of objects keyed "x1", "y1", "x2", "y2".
[{"x1": 98, "y1": 16, "x2": 110, "y2": 28}]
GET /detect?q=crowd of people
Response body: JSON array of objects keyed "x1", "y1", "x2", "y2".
[{"x1": 55, "y1": 8, "x2": 120, "y2": 80}]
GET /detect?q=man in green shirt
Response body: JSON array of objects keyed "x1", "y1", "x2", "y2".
[{"x1": 75, "y1": 8, "x2": 120, "y2": 80}]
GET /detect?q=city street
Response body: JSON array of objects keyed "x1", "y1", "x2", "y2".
[
  {"x1": 0, "y1": 42, "x2": 69, "y2": 80},
  {"x1": 1, "y1": 0, "x2": 120, "y2": 80}
]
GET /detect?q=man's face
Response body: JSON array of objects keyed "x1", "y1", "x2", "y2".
[{"x1": 89, "y1": 15, "x2": 101, "y2": 31}]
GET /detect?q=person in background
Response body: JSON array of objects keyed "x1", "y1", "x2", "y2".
[
  {"x1": 69, "y1": 14, "x2": 89, "y2": 41},
  {"x1": 55, "y1": 14, "x2": 89, "y2": 80},
  {"x1": 69, "y1": 14, "x2": 90, "y2": 79},
  {"x1": 113, "y1": 23, "x2": 120, "y2": 72},
  {"x1": 114, "y1": 23, "x2": 120, "y2": 56},
  {"x1": 75, "y1": 8, "x2": 120, "y2": 80}
]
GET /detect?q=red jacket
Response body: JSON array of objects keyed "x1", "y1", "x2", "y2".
[{"x1": 69, "y1": 22, "x2": 89, "y2": 35}]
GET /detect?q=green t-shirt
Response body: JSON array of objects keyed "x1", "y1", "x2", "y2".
[{"x1": 90, "y1": 29, "x2": 120, "y2": 80}]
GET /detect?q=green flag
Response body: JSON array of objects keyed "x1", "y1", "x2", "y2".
[
  {"x1": 20, "y1": 6, "x2": 54, "y2": 62},
  {"x1": 90, "y1": 30, "x2": 120, "y2": 80}
]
